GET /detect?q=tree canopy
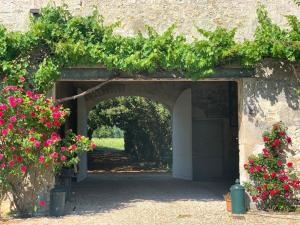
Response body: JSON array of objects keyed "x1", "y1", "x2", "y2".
[{"x1": 88, "y1": 97, "x2": 172, "y2": 165}]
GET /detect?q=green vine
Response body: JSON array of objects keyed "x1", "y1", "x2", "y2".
[{"x1": 0, "y1": 5, "x2": 299, "y2": 93}]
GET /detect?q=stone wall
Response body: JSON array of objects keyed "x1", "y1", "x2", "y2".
[
  {"x1": 0, "y1": 0, "x2": 300, "y2": 40},
  {"x1": 239, "y1": 59, "x2": 300, "y2": 182}
]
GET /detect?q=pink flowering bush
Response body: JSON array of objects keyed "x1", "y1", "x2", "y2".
[
  {"x1": 244, "y1": 122, "x2": 300, "y2": 211},
  {"x1": 0, "y1": 79, "x2": 95, "y2": 215}
]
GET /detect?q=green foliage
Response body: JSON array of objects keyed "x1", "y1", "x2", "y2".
[
  {"x1": 92, "y1": 126, "x2": 124, "y2": 138},
  {"x1": 1, "y1": 5, "x2": 300, "y2": 93},
  {"x1": 88, "y1": 97, "x2": 171, "y2": 166},
  {"x1": 33, "y1": 58, "x2": 60, "y2": 92}
]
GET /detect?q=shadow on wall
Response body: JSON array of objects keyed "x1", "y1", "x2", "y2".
[{"x1": 244, "y1": 59, "x2": 300, "y2": 122}]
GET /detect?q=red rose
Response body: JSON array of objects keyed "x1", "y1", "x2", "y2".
[
  {"x1": 39, "y1": 155, "x2": 45, "y2": 163},
  {"x1": 272, "y1": 139, "x2": 280, "y2": 148},
  {"x1": 2, "y1": 129, "x2": 8, "y2": 136},
  {"x1": 8, "y1": 160, "x2": 14, "y2": 167},
  {"x1": 249, "y1": 167, "x2": 255, "y2": 174},
  {"x1": 71, "y1": 144, "x2": 77, "y2": 151},
  {"x1": 277, "y1": 160, "x2": 282, "y2": 166},
  {"x1": 257, "y1": 186, "x2": 262, "y2": 191},
  {"x1": 0, "y1": 119, "x2": 5, "y2": 125},
  {"x1": 270, "y1": 190, "x2": 276, "y2": 196},
  {"x1": 284, "y1": 192, "x2": 289, "y2": 198},
  {"x1": 263, "y1": 173, "x2": 269, "y2": 179},
  {"x1": 91, "y1": 142, "x2": 96, "y2": 149},
  {"x1": 21, "y1": 165, "x2": 27, "y2": 173},
  {"x1": 29, "y1": 137, "x2": 35, "y2": 142},
  {"x1": 286, "y1": 136, "x2": 292, "y2": 144},
  {"x1": 256, "y1": 165, "x2": 262, "y2": 172},
  {"x1": 244, "y1": 164, "x2": 248, "y2": 169},
  {"x1": 262, "y1": 148, "x2": 269, "y2": 157},
  {"x1": 283, "y1": 184, "x2": 290, "y2": 191},
  {"x1": 263, "y1": 136, "x2": 270, "y2": 142},
  {"x1": 271, "y1": 172, "x2": 277, "y2": 178},
  {"x1": 287, "y1": 162, "x2": 293, "y2": 168},
  {"x1": 53, "y1": 120, "x2": 60, "y2": 127},
  {"x1": 279, "y1": 131, "x2": 285, "y2": 137},
  {"x1": 17, "y1": 156, "x2": 23, "y2": 162},
  {"x1": 7, "y1": 123, "x2": 14, "y2": 130},
  {"x1": 45, "y1": 122, "x2": 52, "y2": 128}
]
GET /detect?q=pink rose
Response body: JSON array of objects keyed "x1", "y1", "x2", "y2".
[
  {"x1": 7, "y1": 123, "x2": 13, "y2": 130},
  {"x1": 71, "y1": 144, "x2": 76, "y2": 151},
  {"x1": 34, "y1": 141, "x2": 41, "y2": 148},
  {"x1": 8, "y1": 160, "x2": 14, "y2": 167},
  {"x1": 39, "y1": 155, "x2": 45, "y2": 163},
  {"x1": 8, "y1": 96, "x2": 17, "y2": 107},
  {"x1": 52, "y1": 112, "x2": 61, "y2": 119},
  {"x1": 60, "y1": 156, "x2": 66, "y2": 161},
  {"x1": 0, "y1": 104, "x2": 7, "y2": 111},
  {"x1": 19, "y1": 76, "x2": 25, "y2": 82},
  {"x1": 2, "y1": 129, "x2": 8, "y2": 136},
  {"x1": 0, "y1": 154, "x2": 4, "y2": 160},
  {"x1": 50, "y1": 152, "x2": 58, "y2": 158}
]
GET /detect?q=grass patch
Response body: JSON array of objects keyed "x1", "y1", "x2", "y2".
[{"x1": 92, "y1": 138, "x2": 124, "y2": 151}]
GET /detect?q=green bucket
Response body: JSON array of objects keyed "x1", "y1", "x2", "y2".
[{"x1": 50, "y1": 186, "x2": 66, "y2": 217}]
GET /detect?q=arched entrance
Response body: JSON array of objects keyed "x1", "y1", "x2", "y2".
[{"x1": 55, "y1": 78, "x2": 239, "y2": 183}]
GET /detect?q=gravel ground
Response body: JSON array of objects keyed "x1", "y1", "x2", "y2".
[{"x1": 3, "y1": 172, "x2": 300, "y2": 225}]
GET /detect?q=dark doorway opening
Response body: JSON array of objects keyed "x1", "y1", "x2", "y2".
[{"x1": 192, "y1": 81, "x2": 239, "y2": 181}]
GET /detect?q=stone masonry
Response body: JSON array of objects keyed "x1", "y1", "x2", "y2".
[{"x1": 0, "y1": 0, "x2": 300, "y2": 41}]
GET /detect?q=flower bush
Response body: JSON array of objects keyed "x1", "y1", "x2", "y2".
[
  {"x1": 0, "y1": 78, "x2": 95, "y2": 215},
  {"x1": 244, "y1": 122, "x2": 300, "y2": 211}
]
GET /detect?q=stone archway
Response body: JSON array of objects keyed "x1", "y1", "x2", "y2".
[{"x1": 74, "y1": 81, "x2": 193, "y2": 181}]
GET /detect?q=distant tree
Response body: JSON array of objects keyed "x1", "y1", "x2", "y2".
[{"x1": 88, "y1": 97, "x2": 172, "y2": 166}]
